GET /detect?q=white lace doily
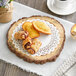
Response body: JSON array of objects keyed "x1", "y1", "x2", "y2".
[{"x1": 12, "y1": 19, "x2": 60, "y2": 56}]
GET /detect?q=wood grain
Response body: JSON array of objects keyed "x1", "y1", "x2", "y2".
[{"x1": 0, "y1": 0, "x2": 76, "y2": 76}]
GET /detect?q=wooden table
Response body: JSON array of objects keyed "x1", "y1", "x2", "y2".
[{"x1": 0, "y1": 0, "x2": 76, "y2": 76}]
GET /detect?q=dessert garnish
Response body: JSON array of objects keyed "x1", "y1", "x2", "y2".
[
  {"x1": 33, "y1": 21, "x2": 51, "y2": 35},
  {"x1": 22, "y1": 22, "x2": 40, "y2": 38}
]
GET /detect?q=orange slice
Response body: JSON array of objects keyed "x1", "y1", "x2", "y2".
[
  {"x1": 22, "y1": 22, "x2": 40, "y2": 38},
  {"x1": 33, "y1": 21, "x2": 51, "y2": 35}
]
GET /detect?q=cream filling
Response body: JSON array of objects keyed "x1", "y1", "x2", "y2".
[{"x1": 12, "y1": 19, "x2": 60, "y2": 56}]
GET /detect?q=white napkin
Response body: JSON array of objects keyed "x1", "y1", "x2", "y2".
[
  {"x1": 66, "y1": 62, "x2": 76, "y2": 76},
  {"x1": 0, "y1": 2, "x2": 76, "y2": 76},
  {"x1": 53, "y1": 51, "x2": 76, "y2": 76}
]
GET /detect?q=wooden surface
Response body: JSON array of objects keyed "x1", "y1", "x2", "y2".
[{"x1": 0, "y1": 0, "x2": 76, "y2": 76}]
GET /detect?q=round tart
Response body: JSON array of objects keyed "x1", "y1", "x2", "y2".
[{"x1": 7, "y1": 16, "x2": 65, "y2": 64}]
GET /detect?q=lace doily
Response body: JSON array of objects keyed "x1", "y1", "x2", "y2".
[{"x1": 12, "y1": 19, "x2": 60, "y2": 56}]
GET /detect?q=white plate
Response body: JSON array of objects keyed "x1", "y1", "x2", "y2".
[{"x1": 47, "y1": 0, "x2": 76, "y2": 15}]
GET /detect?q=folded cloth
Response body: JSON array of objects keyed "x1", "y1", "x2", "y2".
[{"x1": 53, "y1": 51, "x2": 76, "y2": 76}]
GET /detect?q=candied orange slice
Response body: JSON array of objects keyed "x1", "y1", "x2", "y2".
[
  {"x1": 32, "y1": 21, "x2": 51, "y2": 35},
  {"x1": 22, "y1": 22, "x2": 40, "y2": 38}
]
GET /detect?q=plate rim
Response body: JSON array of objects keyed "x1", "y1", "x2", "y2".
[{"x1": 47, "y1": 0, "x2": 76, "y2": 15}]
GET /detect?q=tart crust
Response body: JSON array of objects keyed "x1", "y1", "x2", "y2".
[{"x1": 7, "y1": 16, "x2": 65, "y2": 64}]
